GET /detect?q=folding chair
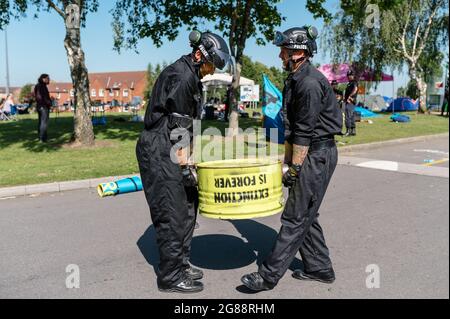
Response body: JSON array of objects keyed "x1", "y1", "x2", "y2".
[
  {"x1": 0, "y1": 105, "x2": 18, "y2": 121},
  {"x1": 0, "y1": 109, "x2": 11, "y2": 121}
]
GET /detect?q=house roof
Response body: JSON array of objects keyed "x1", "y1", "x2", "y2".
[
  {"x1": 0, "y1": 87, "x2": 21, "y2": 94},
  {"x1": 48, "y1": 83, "x2": 73, "y2": 93},
  {"x1": 89, "y1": 71, "x2": 146, "y2": 90},
  {"x1": 47, "y1": 71, "x2": 147, "y2": 93}
]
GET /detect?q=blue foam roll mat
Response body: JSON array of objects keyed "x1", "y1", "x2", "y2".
[{"x1": 98, "y1": 176, "x2": 143, "y2": 197}]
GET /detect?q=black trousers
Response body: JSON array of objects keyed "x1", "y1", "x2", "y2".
[
  {"x1": 136, "y1": 129, "x2": 198, "y2": 287},
  {"x1": 259, "y1": 144, "x2": 338, "y2": 285},
  {"x1": 345, "y1": 103, "x2": 356, "y2": 129},
  {"x1": 37, "y1": 107, "x2": 50, "y2": 142}
]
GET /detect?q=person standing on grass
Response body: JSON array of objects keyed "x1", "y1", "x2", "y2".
[{"x1": 34, "y1": 74, "x2": 52, "y2": 143}]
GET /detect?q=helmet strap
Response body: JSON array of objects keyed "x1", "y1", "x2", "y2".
[{"x1": 285, "y1": 51, "x2": 307, "y2": 72}]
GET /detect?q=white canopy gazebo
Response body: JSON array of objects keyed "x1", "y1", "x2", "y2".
[
  {"x1": 201, "y1": 73, "x2": 255, "y2": 104},
  {"x1": 201, "y1": 72, "x2": 255, "y2": 87}
]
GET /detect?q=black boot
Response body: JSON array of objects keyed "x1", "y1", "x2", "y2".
[
  {"x1": 241, "y1": 272, "x2": 276, "y2": 292},
  {"x1": 158, "y1": 276, "x2": 204, "y2": 294},
  {"x1": 184, "y1": 266, "x2": 204, "y2": 280},
  {"x1": 350, "y1": 127, "x2": 356, "y2": 136},
  {"x1": 292, "y1": 268, "x2": 336, "y2": 284}
]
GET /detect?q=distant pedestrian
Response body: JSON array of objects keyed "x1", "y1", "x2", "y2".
[
  {"x1": 2, "y1": 94, "x2": 14, "y2": 115},
  {"x1": 344, "y1": 70, "x2": 359, "y2": 136},
  {"x1": 34, "y1": 74, "x2": 52, "y2": 142}
]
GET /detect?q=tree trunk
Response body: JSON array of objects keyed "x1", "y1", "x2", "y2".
[
  {"x1": 416, "y1": 76, "x2": 428, "y2": 114},
  {"x1": 409, "y1": 64, "x2": 428, "y2": 114},
  {"x1": 228, "y1": 62, "x2": 241, "y2": 137},
  {"x1": 64, "y1": 25, "x2": 95, "y2": 145}
]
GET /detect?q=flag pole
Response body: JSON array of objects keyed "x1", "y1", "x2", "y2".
[{"x1": 5, "y1": 28, "x2": 11, "y2": 96}]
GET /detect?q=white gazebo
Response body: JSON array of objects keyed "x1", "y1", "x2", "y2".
[
  {"x1": 201, "y1": 72, "x2": 255, "y2": 87},
  {"x1": 201, "y1": 72, "x2": 256, "y2": 105}
]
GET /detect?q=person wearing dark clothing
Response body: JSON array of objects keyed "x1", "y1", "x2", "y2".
[
  {"x1": 34, "y1": 74, "x2": 52, "y2": 142},
  {"x1": 344, "y1": 71, "x2": 359, "y2": 136},
  {"x1": 241, "y1": 25, "x2": 342, "y2": 292},
  {"x1": 136, "y1": 31, "x2": 231, "y2": 294}
]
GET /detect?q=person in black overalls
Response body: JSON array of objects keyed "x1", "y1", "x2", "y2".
[
  {"x1": 344, "y1": 71, "x2": 359, "y2": 136},
  {"x1": 136, "y1": 31, "x2": 231, "y2": 293},
  {"x1": 241, "y1": 26, "x2": 343, "y2": 292}
]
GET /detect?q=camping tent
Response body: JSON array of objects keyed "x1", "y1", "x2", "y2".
[
  {"x1": 318, "y1": 63, "x2": 394, "y2": 83},
  {"x1": 383, "y1": 98, "x2": 419, "y2": 112},
  {"x1": 355, "y1": 106, "x2": 381, "y2": 118},
  {"x1": 358, "y1": 95, "x2": 391, "y2": 111}
]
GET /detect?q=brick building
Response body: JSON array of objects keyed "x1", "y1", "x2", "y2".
[
  {"x1": 47, "y1": 71, "x2": 147, "y2": 107},
  {"x1": 0, "y1": 87, "x2": 21, "y2": 100}
]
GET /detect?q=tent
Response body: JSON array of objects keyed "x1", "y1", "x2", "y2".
[
  {"x1": 201, "y1": 73, "x2": 255, "y2": 86},
  {"x1": 359, "y1": 95, "x2": 391, "y2": 111},
  {"x1": 355, "y1": 106, "x2": 381, "y2": 118},
  {"x1": 383, "y1": 98, "x2": 419, "y2": 112},
  {"x1": 318, "y1": 63, "x2": 394, "y2": 83}
]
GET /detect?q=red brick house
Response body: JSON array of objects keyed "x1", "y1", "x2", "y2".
[{"x1": 48, "y1": 71, "x2": 147, "y2": 108}]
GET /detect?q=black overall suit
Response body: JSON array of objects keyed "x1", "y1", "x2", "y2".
[
  {"x1": 136, "y1": 55, "x2": 202, "y2": 288},
  {"x1": 258, "y1": 61, "x2": 343, "y2": 285}
]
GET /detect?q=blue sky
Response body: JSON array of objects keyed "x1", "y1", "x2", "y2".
[{"x1": 0, "y1": 0, "x2": 414, "y2": 96}]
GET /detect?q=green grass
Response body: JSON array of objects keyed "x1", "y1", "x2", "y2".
[
  {"x1": 336, "y1": 112, "x2": 449, "y2": 147},
  {"x1": 0, "y1": 111, "x2": 448, "y2": 187}
]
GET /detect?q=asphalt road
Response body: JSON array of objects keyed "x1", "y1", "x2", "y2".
[
  {"x1": 344, "y1": 136, "x2": 449, "y2": 168},
  {"x1": 0, "y1": 139, "x2": 448, "y2": 299}
]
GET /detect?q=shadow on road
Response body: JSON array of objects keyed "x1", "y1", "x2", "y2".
[
  {"x1": 136, "y1": 219, "x2": 304, "y2": 277},
  {"x1": 136, "y1": 225, "x2": 159, "y2": 274},
  {"x1": 230, "y1": 219, "x2": 303, "y2": 271}
]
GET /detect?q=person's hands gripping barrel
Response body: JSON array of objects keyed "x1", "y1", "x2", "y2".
[
  {"x1": 181, "y1": 165, "x2": 198, "y2": 187},
  {"x1": 282, "y1": 164, "x2": 302, "y2": 188}
]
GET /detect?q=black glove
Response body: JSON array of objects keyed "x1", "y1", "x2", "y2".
[
  {"x1": 282, "y1": 164, "x2": 302, "y2": 188},
  {"x1": 181, "y1": 166, "x2": 198, "y2": 187}
]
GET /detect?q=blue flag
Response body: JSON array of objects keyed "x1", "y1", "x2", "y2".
[{"x1": 262, "y1": 75, "x2": 285, "y2": 144}]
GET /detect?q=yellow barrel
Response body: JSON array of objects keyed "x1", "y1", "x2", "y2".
[{"x1": 197, "y1": 159, "x2": 284, "y2": 220}]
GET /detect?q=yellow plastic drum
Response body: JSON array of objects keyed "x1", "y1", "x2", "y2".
[{"x1": 197, "y1": 159, "x2": 284, "y2": 220}]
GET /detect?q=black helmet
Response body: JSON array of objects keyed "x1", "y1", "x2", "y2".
[
  {"x1": 273, "y1": 26, "x2": 318, "y2": 57},
  {"x1": 189, "y1": 31, "x2": 231, "y2": 69},
  {"x1": 347, "y1": 70, "x2": 355, "y2": 76}
]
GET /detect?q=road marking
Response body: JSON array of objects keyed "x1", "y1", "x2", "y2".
[
  {"x1": 357, "y1": 161, "x2": 399, "y2": 171},
  {"x1": 339, "y1": 156, "x2": 449, "y2": 178},
  {"x1": 422, "y1": 158, "x2": 449, "y2": 167},
  {"x1": 414, "y1": 149, "x2": 449, "y2": 156}
]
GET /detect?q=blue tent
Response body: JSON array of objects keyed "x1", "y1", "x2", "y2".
[
  {"x1": 383, "y1": 98, "x2": 419, "y2": 112},
  {"x1": 262, "y1": 75, "x2": 285, "y2": 144},
  {"x1": 383, "y1": 96, "x2": 393, "y2": 105},
  {"x1": 355, "y1": 107, "x2": 381, "y2": 118}
]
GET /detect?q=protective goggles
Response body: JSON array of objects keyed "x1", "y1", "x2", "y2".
[{"x1": 273, "y1": 31, "x2": 308, "y2": 47}]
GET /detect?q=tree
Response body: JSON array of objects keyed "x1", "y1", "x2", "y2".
[
  {"x1": 312, "y1": 0, "x2": 448, "y2": 113},
  {"x1": 111, "y1": 0, "x2": 284, "y2": 135},
  {"x1": 144, "y1": 62, "x2": 168, "y2": 102},
  {"x1": 0, "y1": 0, "x2": 98, "y2": 145},
  {"x1": 241, "y1": 55, "x2": 286, "y2": 97},
  {"x1": 19, "y1": 84, "x2": 33, "y2": 103}
]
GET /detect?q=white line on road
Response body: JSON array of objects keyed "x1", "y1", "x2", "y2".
[
  {"x1": 414, "y1": 149, "x2": 449, "y2": 156},
  {"x1": 357, "y1": 161, "x2": 399, "y2": 172},
  {"x1": 339, "y1": 156, "x2": 449, "y2": 178}
]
